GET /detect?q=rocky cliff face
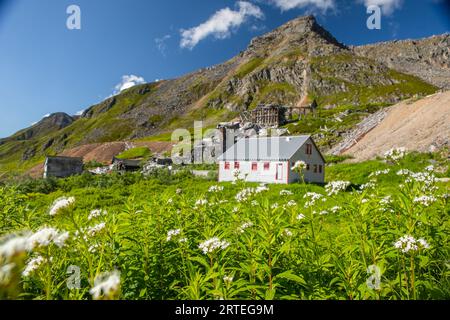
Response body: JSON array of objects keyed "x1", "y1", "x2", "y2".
[{"x1": 353, "y1": 34, "x2": 450, "y2": 89}]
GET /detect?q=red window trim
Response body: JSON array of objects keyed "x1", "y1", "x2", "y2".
[
  {"x1": 252, "y1": 162, "x2": 258, "y2": 171},
  {"x1": 234, "y1": 161, "x2": 240, "y2": 169},
  {"x1": 224, "y1": 162, "x2": 230, "y2": 170},
  {"x1": 264, "y1": 162, "x2": 270, "y2": 171}
]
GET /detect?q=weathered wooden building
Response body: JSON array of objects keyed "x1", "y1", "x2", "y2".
[
  {"x1": 44, "y1": 156, "x2": 83, "y2": 179},
  {"x1": 112, "y1": 157, "x2": 142, "y2": 172},
  {"x1": 251, "y1": 105, "x2": 287, "y2": 127}
]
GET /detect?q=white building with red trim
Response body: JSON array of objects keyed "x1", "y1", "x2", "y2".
[{"x1": 217, "y1": 136, "x2": 325, "y2": 184}]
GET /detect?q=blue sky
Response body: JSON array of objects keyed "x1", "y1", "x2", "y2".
[{"x1": 0, "y1": 0, "x2": 448, "y2": 138}]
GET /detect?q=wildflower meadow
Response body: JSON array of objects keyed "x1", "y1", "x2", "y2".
[{"x1": 0, "y1": 151, "x2": 448, "y2": 300}]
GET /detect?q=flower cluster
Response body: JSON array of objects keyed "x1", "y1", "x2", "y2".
[
  {"x1": 235, "y1": 185, "x2": 268, "y2": 202},
  {"x1": 86, "y1": 223, "x2": 106, "y2": 237},
  {"x1": 304, "y1": 192, "x2": 325, "y2": 208},
  {"x1": 369, "y1": 169, "x2": 390, "y2": 178},
  {"x1": 413, "y1": 195, "x2": 437, "y2": 207},
  {"x1": 325, "y1": 181, "x2": 350, "y2": 196},
  {"x1": 394, "y1": 235, "x2": 430, "y2": 253},
  {"x1": 237, "y1": 222, "x2": 253, "y2": 233},
  {"x1": 384, "y1": 147, "x2": 407, "y2": 161},
  {"x1": 194, "y1": 199, "x2": 208, "y2": 208},
  {"x1": 88, "y1": 209, "x2": 107, "y2": 221},
  {"x1": 0, "y1": 263, "x2": 15, "y2": 285},
  {"x1": 27, "y1": 228, "x2": 69, "y2": 249},
  {"x1": 89, "y1": 270, "x2": 121, "y2": 300},
  {"x1": 291, "y1": 161, "x2": 307, "y2": 171},
  {"x1": 280, "y1": 190, "x2": 293, "y2": 196},
  {"x1": 166, "y1": 229, "x2": 181, "y2": 242},
  {"x1": 22, "y1": 255, "x2": 46, "y2": 277},
  {"x1": 208, "y1": 185, "x2": 224, "y2": 193},
  {"x1": 49, "y1": 197, "x2": 75, "y2": 216},
  {"x1": 198, "y1": 237, "x2": 230, "y2": 255}
]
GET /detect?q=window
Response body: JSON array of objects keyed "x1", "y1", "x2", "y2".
[
  {"x1": 314, "y1": 165, "x2": 318, "y2": 173},
  {"x1": 252, "y1": 163, "x2": 258, "y2": 171},
  {"x1": 264, "y1": 162, "x2": 270, "y2": 171},
  {"x1": 306, "y1": 164, "x2": 310, "y2": 171},
  {"x1": 319, "y1": 165, "x2": 323, "y2": 173},
  {"x1": 234, "y1": 162, "x2": 240, "y2": 169},
  {"x1": 306, "y1": 144, "x2": 313, "y2": 155},
  {"x1": 224, "y1": 162, "x2": 230, "y2": 170}
]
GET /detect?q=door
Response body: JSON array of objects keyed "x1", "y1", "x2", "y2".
[{"x1": 276, "y1": 163, "x2": 284, "y2": 181}]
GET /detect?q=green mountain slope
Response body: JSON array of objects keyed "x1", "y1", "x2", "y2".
[{"x1": 0, "y1": 15, "x2": 441, "y2": 176}]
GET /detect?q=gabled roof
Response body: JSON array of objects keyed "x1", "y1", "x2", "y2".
[{"x1": 218, "y1": 136, "x2": 312, "y2": 161}]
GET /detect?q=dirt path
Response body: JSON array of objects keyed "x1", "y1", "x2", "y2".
[{"x1": 343, "y1": 91, "x2": 450, "y2": 162}]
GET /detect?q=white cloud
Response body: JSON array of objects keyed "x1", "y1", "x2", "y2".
[
  {"x1": 363, "y1": 0, "x2": 403, "y2": 15},
  {"x1": 269, "y1": 0, "x2": 335, "y2": 11},
  {"x1": 155, "y1": 35, "x2": 171, "y2": 56},
  {"x1": 75, "y1": 110, "x2": 85, "y2": 116},
  {"x1": 113, "y1": 75, "x2": 146, "y2": 95},
  {"x1": 180, "y1": 1, "x2": 264, "y2": 49}
]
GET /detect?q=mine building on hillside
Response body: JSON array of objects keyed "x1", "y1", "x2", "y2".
[
  {"x1": 251, "y1": 105, "x2": 288, "y2": 127},
  {"x1": 112, "y1": 157, "x2": 142, "y2": 172},
  {"x1": 44, "y1": 156, "x2": 83, "y2": 179},
  {"x1": 218, "y1": 136, "x2": 325, "y2": 184}
]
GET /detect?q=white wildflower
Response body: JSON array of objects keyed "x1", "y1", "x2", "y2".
[
  {"x1": 413, "y1": 195, "x2": 437, "y2": 207},
  {"x1": 380, "y1": 196, "x2": 392, "y2": 206},
  {"x1": 330, "y1": 206, "x2": 341, "y2": 214},
  {"x1": 280, "y1": 190, "x2": 293, "y2": 196},
  {"x1": 0, "y1": 263, "x2": 15, "y2": 285},
  {"x1": 297, "y1": 214, "x2": 306, "y2": 220},
  {"x1": 271, "y1": 203, "x2": 279, "y2": 209},
  {"x1": 208, "y1": 185, "x2": 224, "y2": 193},
  {"x1": 86, "y1": 223, "x2": 106, "y2": 237},
  {"x1": 179, "y1": 238, "x2": 188, "y2": 243},
  {"x1": 223, "y1": 275, "x2": 233, "y2": 283},
  {"x1": 22, "y1": 256, "x2": 46, "y2": 277},
  {"x1": 397, "y1": 169, "x2": 412, "y2": 176},
  {"x1": 195, "y1": 199, "x2": 208, "y2": 207},
  {"x1": 27, "y1": 227, "x2": 69, "y2": 249},
  {"x1": 49, "y1": 197, "x2": 75, "y2": 216},
  {"x1": 166, "y1": 229, "x2": 181, "y2": 242},
  {"x1": 319, "y1": 210, "x2": 329, "y2": 215},
  {"x1": 89, "y1": 270, "x2": 121, "y2": 300},
  {"x1": 425, "y1": 165, "x2": 434, "y2": 172},
  {"x1": 394, "y1": 235, "x2": 430, "y2": 253},
  {"x1": 325, "y1": 181, "x2": 351, "y2": 196},
  {"x1": 361, "y1": 199, "x2": 369, "y2": 204},
  {"x1": 303, "y1": 192, "x2": 324, "y2": 208},
  {"x1": 88, "y1": 209, "x2": 107, "y2": 221},
  {"x1": 384, "y1": 147, "x2": 407, "y2": 161},
  {"x1": 237, "y1": 222, "x2": 253, "y2": 233},
  {"x1": 291, "y1": 161, "x2": 307, "y2": 171},
  {"x1": 360, "y1": 181, "x2": 376, "y2": 190},
  {"x1": 286, "y1": 200, "x2": 297, "y2": 207},
  {"x1": 283, "y1": 229, "x2": 293, "y2": 237},
  {"x1": 0, "y1": 234, "x2": 31, "y2": 261},
  {"x1": 199, "y1": 237, "x2": 230, "y2": 254},
  {"x1": 369, "y1": 169, "x2": 390, "y2": 178},
  {"x1": 251, "y1": 200, "x2": 259, "y2": 207}
]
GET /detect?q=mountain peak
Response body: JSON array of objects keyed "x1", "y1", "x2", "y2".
[{"x1": 243, "y1": 15, "x2": 346, "y2": 58}]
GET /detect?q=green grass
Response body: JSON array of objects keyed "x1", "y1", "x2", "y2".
[
  {"x1": 116, "y1": 147, "x2": 152, "y2": 160},
  {"x1": 235, "y1": 58, "x2": 265, "y2": 79},
  {"x1": 0, "y1": 151, "x2": 448, "y2": 300}
]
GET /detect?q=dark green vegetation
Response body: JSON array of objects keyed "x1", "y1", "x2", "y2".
[{"x1": 0, "y1": 151, "x2": 448, "y2": 300}]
